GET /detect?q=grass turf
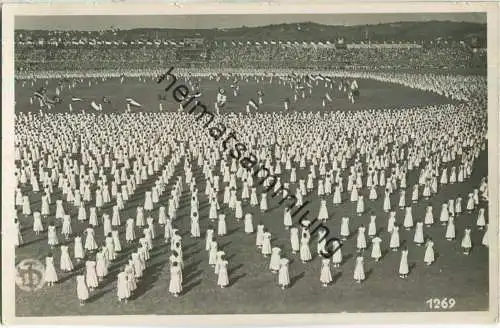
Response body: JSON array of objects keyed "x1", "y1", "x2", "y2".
[{"x1": 14, "y1": 76, "x2": 488, "y2": 316}]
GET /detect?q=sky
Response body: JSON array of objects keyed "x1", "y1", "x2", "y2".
[{"x1": 16, "y1": 13, "x2": 486, "y2": 30}]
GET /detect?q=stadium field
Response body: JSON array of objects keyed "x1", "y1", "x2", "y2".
[
  {"x1": 15, "y1": 75, "x2": 459, "y2": 115},
  {"x1": 14, "y1": 75, "x2": 488, "y2": 316}
]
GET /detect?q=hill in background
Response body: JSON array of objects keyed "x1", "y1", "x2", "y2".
[{"x1": 17, "y1": 21, "x2": 486, "y2": 45}]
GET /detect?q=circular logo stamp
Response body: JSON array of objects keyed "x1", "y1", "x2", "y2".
[{"x1": 15, "y1": 259, "x2": 45, "y2": 292}]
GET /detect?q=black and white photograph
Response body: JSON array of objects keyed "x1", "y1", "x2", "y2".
[{"x1": 2, "y1": 2, "x2": 499, "y2": 325}]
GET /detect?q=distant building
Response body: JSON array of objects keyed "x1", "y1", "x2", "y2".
[
  {"x1": 347, "y1": 43, "x2": 422, "y2": 49},
  {"x1": 184, "y1": 38, "x2": 205, "y2": 48}
]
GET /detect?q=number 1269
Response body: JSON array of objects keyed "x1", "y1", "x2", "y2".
[{"x1": 426, "y1": 298, "x2": 456, "y2": 310}]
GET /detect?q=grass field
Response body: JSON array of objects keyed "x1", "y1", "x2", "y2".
[{"x1": 14, "y1": 75, "x2": 489, "y2": 316}]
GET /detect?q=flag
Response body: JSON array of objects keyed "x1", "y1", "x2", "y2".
[
  {"x1": 248, "y1": 99, "x2": 259, "y2": 110},
  {"x1": 126, "y1": 98, "x2": 142, "y2": 107},
  {"x1": 90, "y1": 101, "x2": 100, "y2": 111}
]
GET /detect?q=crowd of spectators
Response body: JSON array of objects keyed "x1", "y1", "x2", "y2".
[{"x1": 15, "y1": 39, "x2": 486, "y2": 74}]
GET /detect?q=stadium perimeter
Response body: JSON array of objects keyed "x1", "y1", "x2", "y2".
[{"x1": 14, "y1": 73, "x2": 488, "y2": 316}]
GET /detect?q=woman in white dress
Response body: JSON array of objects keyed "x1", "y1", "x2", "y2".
[
  {"x1": 411, "y1": 184, "x2": 419, "y2": 203},
  {"x1": 466, "y1": 193, "x2": 474, "y2": 212},
  {"x1": 76, "y1": 274, "x2": 89, "y2": 306},
  {"x1": 290, "y1": 227, "x2": 300, "y2": 254},
  {"x1": 191, "y1": 212, "x2": 201, "y2": 238},
  {"x1": 60, "y1": 245, "x2": 74, "y2": 272},
  {"x1": 209, "y1": 198, "x2": 218, "y2": 221},
  {"x1": 235, "y1": 200, "x2": 243, "y2": 222},
  {"x1": 250, "y1": 188, "x2": 258, "y2": 207},
  {"x1": 333, "y1": 185, "x2": 342, "y2": 205},
  {"x1": 144, "y1": 191, "x2": 153, "y2": 213},
  {"x1": 398, "y1": 190, "x2": 406, "y2": 209},
  {"x1": 317, "y1": 228, "x2": 328, "y2": 256},
  {"x1": 290, "y1": 167, "x2": 297, "y2": 183},
  {"x1": 439, "y1": 204, "x2": 449, "y2": 226},
  {"x1": 208, "y1": 241, "x2": 218, "y2": 267},
  {"x1": 368, "y1": 214, "x2": 377, "y2": 238},
  {"x1": 205, "y1": 227, "x2": 214, "y2": 251},
  {"x1": 482, "y1": 224, "x2": 489, "y2": 247},
  {"x1": 89, "y1": 207, "x2": 98, "y2": 227},
  {"x1": 476, "y1": 208, "x2": 486, "y2": 230},
  {"x1": 132, "y1": 252, "x2": 144, "y2": 280},
  {"x1": 105, "y1": 233, "x2": 116, "y2": 261},
  {"x1": 41, "y1": 194, "x2": 50, "y2": 218},
  {"x1": 125, "y1": 217, "x2": 136, "y2": 243},
  {"x1": 61, "y1": 214, "x2": 72, "y2": 240},
  {"x1": 399, "y1": 248, "x2": 409, "y2": 279},
  {"x1": 455, "y1": 197, "x2": 462, "y2": 215},
  {"x1": 217, "y1": 255, "x2": 229, "y2": 288},
  {"x1": 278, "y1": 258, "x2": 290, "y2": 289},
  {"x1": 350, "y1": 187, "x2": 359, "y2": 203},
  {"x1": 44, "y1": 253, "x2": 58, "y2": 286},
  {"x1": 383, "y1": 189, "x2": 391, "y2": 212},
  {"x1": 371, "y1": 236, "x2": 382, "y2": 262},
  {"x1": 353, "y1": 255, "x2": 365, "y2": 283},
  {"x1": 217, "y1": 214, "x2": 227, "y2": 236},
  {"x1": 136, "y1": 206, "x2": 145, "y2": 227},
  {"x1": 241, "y1": 180, "x2": 250, "y2": 201},
  {"x1": 117, "y1": 267, "x2": 131, "y2": 303},
  {"x1": 445, "y1": 215, "x2": 456, "y2": 241},
  {"x1": 116, "y1": 192, "x2": 125, "y2": 211},
  {"x1": 260, "y1": 193, "x2": 268, "y2": 212},
  {"x1": 356, "y1": 195, "x2": 365, "y2": 216},
  {"x1": 390, "y1": 225, "x2": 400, "y2": 251},
  {"x1": 33, "y1": 212, "x2": 44, "y2": 235},
  {"x1": 424, "y1": 239, "x2": 435, "y2": 265},
  {"x1": 85, "y1": 259, "x2": 99, "y2": 291},
  {"x1": 112, "y1": 205, "x2": 121, "y2": 227},
  {"x1": 422, "y1": 181, "x2": 431, "y2": 199},
  {"x1": 403, "y1": 207, "x2": 413, "y2": 230},
  {"x1": 331, "y1": 239, "x2": 343, "y2": 267},
  {"x1": 103, "y1": 214, "x2": 112, "y2": 237},
  {"x1": 77, "y1": 203, "x2": 87, "y2": 222},
  {"x1": 215, "y1": 250, "x2": 225, "y2": 275},
  {"x1": 356, "y1": 225, "x2": 367, "y2": 252},
  {"x1": 269, "y1": 247, "x2": 281, "y2": 273},
  {"x1": 256, "y1": 223, "x2": 265, "y2": 249},
  {"x1": 169, "y1": 262, "x2": 183, "y2": 297},
  {"x1": 318, "y1": 200, "x2": 328, "y2": 221},
  {"x1": 262, "y1": 230, "x2": 272, "y2": 257},
  {"x1": 461, "y1": 228, "x2": 472, "y2": 255},
  {"x1": 22, "y1": 195, "x2": 32, "y2": 216},
  {"x1": 300, "y1": 230, "x2": 312, "y2": 263},
  {"x1": 413, "y1": 222, "x2": 424, "y2": 246},
  {"x1": 244, "y1": 213, "x2": 254, "y2": 234},
  {"x1": 424, "y1": 205, "x2": 434, "y2": 227},
  {"x1": 340, "y1": 217, "x2": 350, "y2": 241},
  {"x1": 320, "y1": 258, "x2": 333, "y2": 287},
  {"x1": 369, "y1": 185, "x2": 377, "y2": 201},
  {"x1": 95, "y1": 188, "x2": 103, "y2": 211},
  {"x1": 85, "y1": 228, "x2": 97, "y2": 252},
  {"x1": 14, "y1": 219, "x2": 23, "y2": 247},
  {"x1": 74, "y1": 235, "x2": 85, "y2": 262},
  {"x1": 112, "y1": 230, "x2": 122, "y2": 253},
  {"x1": 158, "y1": 206, "x2": 167, "y2": 225},
  {"x1": 96, "y1": 250, "x2": 108, "y2": 282},
  {"x1": 47, "y1": 223, "x2": 59, "y2": 248}
]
